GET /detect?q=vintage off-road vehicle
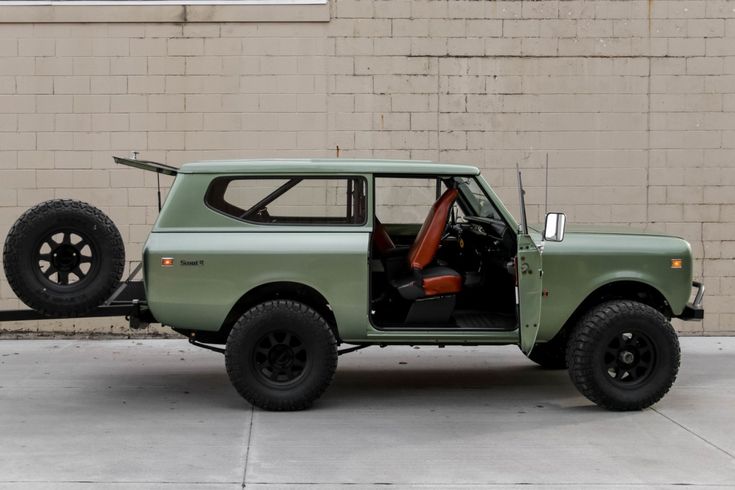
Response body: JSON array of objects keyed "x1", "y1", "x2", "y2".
[{"x1": 2, "y1": 157, "x2": 704, "y2": 411}]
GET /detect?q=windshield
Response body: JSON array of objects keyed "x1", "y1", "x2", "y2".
[{"x1": 455, "y1": 177, "x2": 503, "y2": 221}]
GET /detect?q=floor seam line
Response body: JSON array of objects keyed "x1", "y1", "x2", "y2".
[
  {"x1": 651, "y1": 407, "x2": 735, "y2": 460},
  {"x1": 241, "y1": 404, "x2": 255, "y2": 488}
]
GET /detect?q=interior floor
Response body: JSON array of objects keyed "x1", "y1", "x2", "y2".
[
  {"x1": 370, "y1": 265, "x2": 518, "y2": 332},
  {"x1": 453, "y1": 310, "x2": 516, "y2": 330},
  {"x1": 371, "y1": 300, "x2": 517, "y2": 331}
]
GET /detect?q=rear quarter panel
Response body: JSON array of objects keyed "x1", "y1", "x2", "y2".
[{"x1": 145, "y1": 231, "x2": 370, "y2": 339}]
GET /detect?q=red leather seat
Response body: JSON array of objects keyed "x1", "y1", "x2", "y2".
[
  {"x1": 408, "y1": 188, "x2": 458, "y2": 271},
  {"x1": 372, "y1": 218, "x2": 396, "y2": 256},
  {"x1": 393, "y1": 188, "x2": 462, "y2": 299}
]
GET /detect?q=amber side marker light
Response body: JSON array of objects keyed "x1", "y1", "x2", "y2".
[
  {"x1": 671, "y1": 258, "x2": 683, "y2": 269},
  {"x1": 161, "y1": 257, "x2": 175, "y2": 267}
]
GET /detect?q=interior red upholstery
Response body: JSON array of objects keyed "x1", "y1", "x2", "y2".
[
  {"x1": 400, "y1": 188, "x2": 462, "y2": 298},
  {"x1": 408, "y1": 188, "x2": 459, "y2": 271},
  {"x1": 422, "y1": 268, "x2": 463, "y2": 296},
  {"x1": 373, "y1": 218, "x2": 396, "y2": 256}
]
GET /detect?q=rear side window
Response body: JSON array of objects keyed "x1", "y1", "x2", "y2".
[{"x1": 206, "y1": 176, "x2": 367, "y2": 225}]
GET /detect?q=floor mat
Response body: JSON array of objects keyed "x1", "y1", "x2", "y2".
[{"x1": 453, "y1": 310, "x2": 516, "y2": 330}]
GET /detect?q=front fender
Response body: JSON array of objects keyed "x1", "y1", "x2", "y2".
[{"x1": 537, "y1": 234, "x2": 693, "y2": 341}]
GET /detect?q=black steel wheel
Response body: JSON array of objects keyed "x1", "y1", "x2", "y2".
[
  {"x1": 567, "y1": 300, "x2": 680, "y2": 411},
  {"x1": 225, "y1": 300, "x2": 338, "y2": 411},
  {"x1": 34, "y1": 229, "x2": 97, "y2": 287},
  {"x1": 602, "y1": 330, "x2": 656, "y2": 386},
  {"x1": 3, "y1": 200, "x2": 125, "y2": 316},
  {"x1": 252, "y1": 330, "x2": 309, "y2": 386}
]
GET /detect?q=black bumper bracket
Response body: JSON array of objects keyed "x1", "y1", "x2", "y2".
[{"x1": 678, "y1": 281, "x2": 705, "y2": 321}]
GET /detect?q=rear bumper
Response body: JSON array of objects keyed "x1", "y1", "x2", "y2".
[{"x1": 677, "y1": 281, "x2": 705, "y2": 321}]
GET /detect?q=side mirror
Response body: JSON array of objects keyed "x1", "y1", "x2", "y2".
[{"x1": 543, "y1": 212, "x2": 566, "y2": 242}]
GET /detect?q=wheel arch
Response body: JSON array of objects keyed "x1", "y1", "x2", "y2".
[
  {"x1": 178, "y1": 281, "x2": 339, "y2": 344},
  {"x1": 556, "y1": 280, "x2": 672, "y2": 340},
  {"x1": 230, "y1": 281, "x2": 337, "y2": 331}
]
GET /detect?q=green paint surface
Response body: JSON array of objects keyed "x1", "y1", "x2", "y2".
[{"x1": 143, "y1": 162, "x2": 697, "y2": 346}]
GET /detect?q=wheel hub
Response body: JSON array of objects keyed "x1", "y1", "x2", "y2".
[
  {"x1": 268, "y1": 344, "x2": 294, "y2": 368},
  {"x1": 603, "y1": 331, "x2": 656, "y2": 386},
  {"x1": 619, "y1": 350, "x2": 635, "y2": 365},
  {"x1": 253, "y1": 330, "x2": 307, "y2": 384},
  {"x1": 51, "y1": 244, "x2": 81, "y2": 272}
]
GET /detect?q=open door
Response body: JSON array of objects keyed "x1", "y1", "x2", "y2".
[
  {"x1": 517, "y1": 234, "x2": 542, "y2": 354},
  {"x1": 515, "y1": 164, "x2": 542, "y2": 354}
]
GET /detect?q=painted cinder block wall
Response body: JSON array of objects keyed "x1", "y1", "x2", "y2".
[{"x1": 0, "y1": 0, "x2": 732, "y2": 335}]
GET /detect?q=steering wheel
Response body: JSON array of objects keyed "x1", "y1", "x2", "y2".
[{"x1": 464, "y1": 215, "x2": 507, "y2": 241}]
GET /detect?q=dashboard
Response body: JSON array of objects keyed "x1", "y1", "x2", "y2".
[{"x1": 464, "y1": 216, "x2": 508, "y2": 241}]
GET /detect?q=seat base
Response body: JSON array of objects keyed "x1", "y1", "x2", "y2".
[
  {"x1": 422, "y1": 266, "x2": 463, "y2": 296},
  {"x1": 392, "y1": 265, "x2": 462, "y2": 301},
  {"x1": 405, "y1": 295, "x2": 456, "y2": 324}
]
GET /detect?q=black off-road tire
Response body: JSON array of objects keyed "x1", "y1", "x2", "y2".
[
  {"x1": 225, "y1": 300, "x2": 338, "y2": 411},
  {"x1": 566, "y1": 300, "x2": 680, "y2": 411},
  {"x1": 525, "y1": 331, "x2": 568, "y2": 370},
  {"x1": 3, "y1": 199, "x2": 125, "y2": 316}
]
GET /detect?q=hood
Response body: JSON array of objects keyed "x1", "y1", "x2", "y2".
[{"x1": 529, "y1": 224, "x2": 679, "y2": 238}]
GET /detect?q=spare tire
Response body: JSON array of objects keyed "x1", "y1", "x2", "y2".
[{"x1": 3, "y1": 199, "x2": 125, "y2": 316}]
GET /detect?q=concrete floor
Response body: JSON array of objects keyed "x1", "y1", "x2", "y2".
[{"x1": 0, "y1": 337, "x2": 733, "y2": 489}]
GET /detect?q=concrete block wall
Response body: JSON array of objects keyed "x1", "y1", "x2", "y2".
[{"x1": 0, "y1": 0, "x2": 732, "y2": 335}]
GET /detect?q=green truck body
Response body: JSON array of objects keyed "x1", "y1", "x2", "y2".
[{"x1": 141, "y1": 159, "x2": 699, "y2": 351}]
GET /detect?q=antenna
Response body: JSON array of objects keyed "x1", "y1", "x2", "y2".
[
  {"x1": 156, "y1": 171, "x2": 162, "y2": 212},
  {"x1": 516, "y1": 162, "x2": 528, "y2": 235}
]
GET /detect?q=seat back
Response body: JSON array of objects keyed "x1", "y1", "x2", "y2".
[
  {"x1": 372, "y1": 218, "x2": 396, "y2": 256},
  {"x1": 408, "y1": 188, "x2": 458, "y2": 270}
]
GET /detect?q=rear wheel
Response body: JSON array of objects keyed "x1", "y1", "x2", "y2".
[
  {"x1": 3, "y1": 200, "x2": 125, "y2": 316},
  {"x1": 566, "y1": 300, "x2": 680, "y2": 411},
  {"x1": 225, "y1": 300, "x2": 338, "y2": 411}
]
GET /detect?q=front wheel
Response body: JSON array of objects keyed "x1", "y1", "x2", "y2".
[
  {"x1": 566, "y1": 300, "x2": 680, "y2": 411},
  {"x1": 225, "y1": 300, "x2": 338, "y2": 411}
]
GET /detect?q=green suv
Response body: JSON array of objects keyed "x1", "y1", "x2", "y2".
[{"x1": 2, "y1": 157, "x2": 704, "y2": 412}]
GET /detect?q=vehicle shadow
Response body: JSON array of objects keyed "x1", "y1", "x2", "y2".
[
  {"x1": 319, "y1": 349, "x2": 724, "y2": 411},
  {"x1": 81, "y1": 349, "x2": 721, "y2": 412},
  {"x1": 325, "y1": 362, "x2": 585, "y2": 410},
  {"x1": 84, "y1": 359, "x2": 583, "y2": 412}
]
